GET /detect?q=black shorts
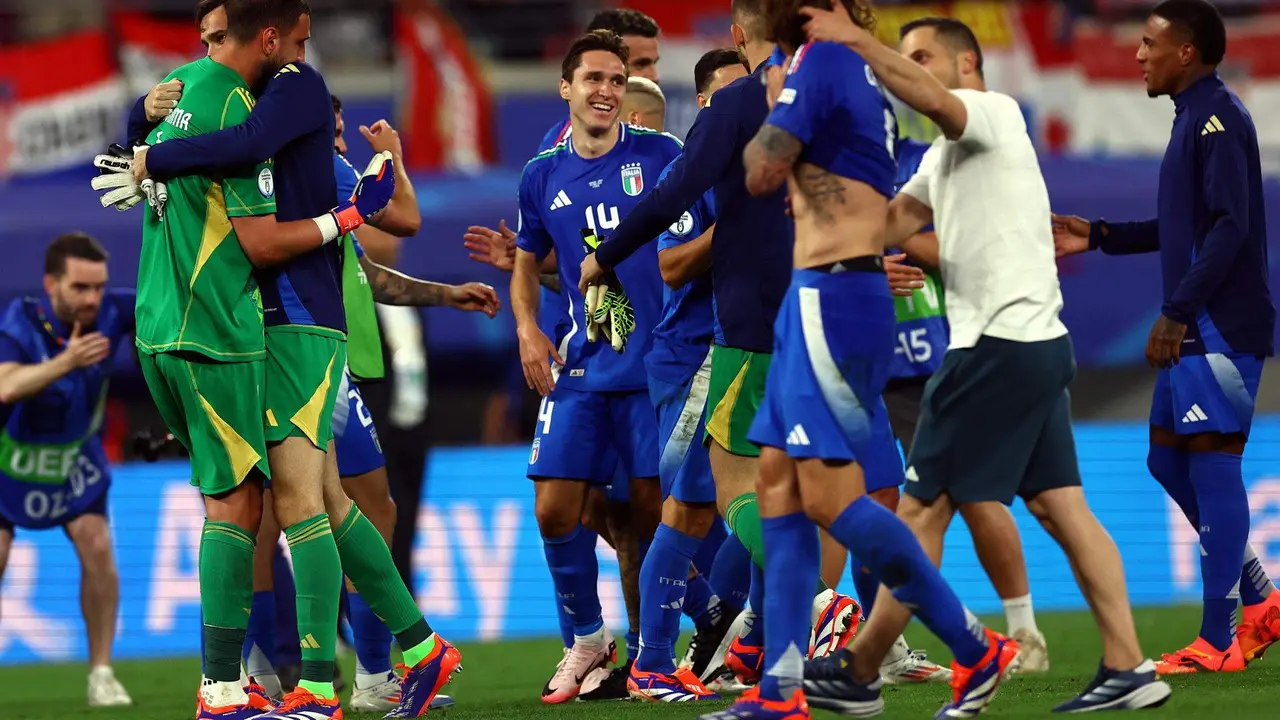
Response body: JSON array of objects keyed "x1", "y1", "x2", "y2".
[
  {"x1": 883, "y1": 375, "x2": 929, "y2": 455},
  {"x1": 906, "y1": 334, "x2": 1082, "y2": 506},
  {"x1": 0, "y1": 491, "x2": 109, "y2": 535}
]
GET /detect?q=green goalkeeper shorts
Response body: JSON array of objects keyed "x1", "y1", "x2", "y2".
[
  {"x1": 703, "y1": 345, "x2": 772, "y2": 457},
  {"x1": 263, "y1": 328, "x2": 346, "y2": 449},
  {"x1": 140, "y1": 351, "x2": 271, "y2": 496}
]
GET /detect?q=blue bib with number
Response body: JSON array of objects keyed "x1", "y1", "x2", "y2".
[{"x1": 0, "y1": 293, "x2": 131, "y2": 528}]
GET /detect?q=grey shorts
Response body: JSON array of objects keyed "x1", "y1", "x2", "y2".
[
  {"x1": 906, "y1": 334, "x2": 1082, "y2": 506},
  {"x1": 883, "y1": 376, "x2": 929, "y2": 456}
]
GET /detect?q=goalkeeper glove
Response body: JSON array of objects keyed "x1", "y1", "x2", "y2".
[
  {"x1": 601, "y1": 283, "x2": 635, "y2": 353},
  {"x1": 91, "y1": 144, "x2": 144, "y2": 211},
  {"x1": 330, "y1": 150, "x2": 395, "y2": 236}
]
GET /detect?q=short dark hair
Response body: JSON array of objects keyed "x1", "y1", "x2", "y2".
[
  {"x1": 332, "y1": 94, "x2": 342, "y2": 115},
  {"x1": 1152, "y1": 0, "x2": 1226, "y2": 65},
  {"x1": 694, "y1": 49, "x2": 744, "y2": 95},
  {"x1": 900, "y1": 16, "x2": 985, "y2": 77},
  {"x1": 195, "y1": 0, "x2": 228, "y2": 28},
  {"x1": 223, "y1": 0, "x2": 310, "y2": 43},
  {"x1": 561, "y1": 30, "x2": 630, "y2": 83},
  {"x1": 731, "y1": 0, "x2": 767, "y2": 41},
  {"x1": 45, "y1": 233, "x2": 108, "y2": 276},
  {"x1": 586, "y1": 9, "x2": 659, "y2": 38},
  {"x1": 766, "y1": 1, "x2": 876, "y2": 55}
]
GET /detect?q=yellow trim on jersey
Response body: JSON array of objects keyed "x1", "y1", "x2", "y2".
[
  {"x1": 189, "y1": 366, "x2": 262, "y2": 484},
  {"x1": 135, "y1": 338, "x2": 262, "y2": 360},
  {"x1": 220, "y1": 87, "x2": 255, "y2": 129},
  {"x1": 192, "y1": 183, "x2": 231, "y2": 287},
  {"x1": 265, "y1": 409, "x2": 278, "y2": 427},
  {"x1": 289, "y1": 348, "x2": 339, "y2": 447},
  {"x1": 706, "y1": 357, "x2": 751, "y2": 442}
]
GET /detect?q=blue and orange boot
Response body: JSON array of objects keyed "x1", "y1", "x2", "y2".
[
  {"x1": 628, "y1": 665, "x2": 721, "y2": 702},
  {"x1": 244, "y1": 680, "x2": 277, "y2": 713},
  {"x1": 697, "y1": 686, "x2": 811, "y2": 720},
  {"x1": 809, "y1": 590, "x2": 860, "y2": 659},
  {"x1": 195, "y1": 681, "x2": 272, "y2": 720},
  {"x1": 1154, "y1": 636, "x2": 1245, "y2": 674},
  {"x1": 1239, "y1": 593, "x2": 1280, "y2": 663},
  {"x1": 725, "y1": 635, "x2": 765, "y2": 686},
  {"x1": 251, "y1": 687, "x2": 343, "y2": 719},
  {"x1": 385, "y1": 636, "x2": 463, "y2": 718},
  {"x1": 935, "y1": 629, "x2": 1020, "y2": 719}
]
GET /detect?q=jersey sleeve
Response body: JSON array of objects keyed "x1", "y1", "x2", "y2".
[
  {"x1": 0, "y1": 333, "x2": 26, "y2": 364},
  {"x1": 764, "y1": 43, "x2": 834, "y2": 145},
  {"x1": 537, "y1": 120, "x2": 570, "y2": 153},
  {"x1": 954, "y1": 89, "x2": 1010, "y2": 150},
  {"x1": 219, "y1": 85, "x2": 278, "y2": 219},
  {"x1": 514, "y1": 163, "x2": 553, "y2": 260},
  {"x1": 898, "y1": 141, "x2": 941, "y2": 208},
  {"x1": 657, "y1": 192, "x2": 710, "y2": 253},
  {"x1": 334, "y1": 152, "x2": 360, "y2": 201},
  {"x1": 146, "y1": 62, "x2": 330, "y2": 178},
  {"x1": 127, "y1": 94, "x2": 158, "y2": 147}
]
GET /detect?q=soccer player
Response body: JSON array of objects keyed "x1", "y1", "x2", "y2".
[
  {"x1": 801, "y1": 5, "x2": 1171, "y2": 713},
  {"x1": 0, "y1": 234, "x2": 133, "y2": 708},
  {"x1": 511, "y1": 30, "x2": 681, "y2": 703},
  {"x1": 878, "y1": 23, "x2": 1049, "y2": 675},
  {"x1": 1053, "y1": 0, "x2": 1280, "y2": 674},
  {"x1": 577, "y1": 0, "x2": 859, "y2": 674},
  {"x1": 625, "y1": 48, "x2": 748, "y2": 703},
  {"x1": 130, "y1": 2, "x2": 460, "y2": 717}
]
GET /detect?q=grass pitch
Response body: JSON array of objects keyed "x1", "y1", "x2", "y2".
[{"x1": 2, "y1": 606, "x2": 1278, "y2": 719}]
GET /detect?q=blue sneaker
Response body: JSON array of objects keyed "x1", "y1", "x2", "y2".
[
  {"x1": 803, "y1": 649, "x2": 884, "y2": 717},
  {"x1": 385, "y1": 636, "x2": 462, "y2": 718},
  {"x1": 1052, "y1": 660, "x2": 1171, "y2": 713},
  {"x1": 935, "y1": 629, "x2": 1019, "y2": 719},
  {"x1": 697, "y1": 687, "x2": 811, "y2": 719}
]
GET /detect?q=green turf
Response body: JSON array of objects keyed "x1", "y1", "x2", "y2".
[{"x1": 2, "y1": 606, "x2": 1278, "y2": 718}]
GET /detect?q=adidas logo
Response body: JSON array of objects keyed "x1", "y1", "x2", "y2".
[
  {"x1": 786, "y1": 424, "x2": 811, "y2": 446},
  {"x1": 549, "y1": 189, "x2": 572, "y2": 211},
  {"x1": 1182, "y1": 404, "x2": 1208, "y2": 424},
  {"x1": 1201, "y1": 115, "x2": 1225, "y2": 136}
]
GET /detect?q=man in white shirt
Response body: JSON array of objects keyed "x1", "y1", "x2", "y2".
[{"x1": 801, "y1": 8, "x2": 1170, "y2": 713}]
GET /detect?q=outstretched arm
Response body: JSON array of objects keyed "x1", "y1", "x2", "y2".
[
  {"x1": 359, "y1": 255, "x2": 500, "y2": 316},
  {"x1": 744, "y1": 126, "x2": 801, "y2": 197}
]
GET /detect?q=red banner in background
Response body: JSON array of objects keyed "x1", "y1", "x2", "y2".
[
  {"x1": 112, "y1": 12, "x2": 205, "y2": 98},
  {"x1": 394, "y1": 0, "x2": 496, "y2": 172}
]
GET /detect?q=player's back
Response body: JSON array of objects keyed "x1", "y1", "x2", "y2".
[
  {"x1": 256, "y1": 62, "x2": 347, "y2": 336},
  {"x1": 518, "y1": 124, "x2": 681, "y2": 392},
  {"x1": 137, "y1": 57, "x2": 269, "y2": 362},
  {"x1": 769, "y1": 42, "x2": 897, "y2": 268},
  {"x1": 648, "y1": 159, "x2": 715, "y2": 383}
]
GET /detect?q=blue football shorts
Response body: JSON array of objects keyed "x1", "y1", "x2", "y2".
[
  {"x1": 527, "y1": 387, "x2": 659, "y2": 483},
  {"x1": 1149, "y1": 352, "x2": 1263, "y2": 438},
  {"x1": 747, "y1": 262, "x2": 904, "y2": 492},
  {"x1": 332, "y1": 368, "x2": 386, "y2": 479},
  {"x1": 649, "y1": 349, "x2": 715, "y2": 504}
]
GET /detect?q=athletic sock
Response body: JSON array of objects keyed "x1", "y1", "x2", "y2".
[
  {"x1": 636, "y1": 524, "x2": 699, "y2": 673},
  {"x1": 693, "y1": 520, "x2": 728, "y2": 576},
  {"x1": 758, "y1": 513, "x2": 818, "y2": 702},
  {"x1": 272, "y1": 544, "x2": 302, "y2": 666},
  {"x1": 1242, "y1": 544, "x2": 1278, "y2": 608},
  {"x1": 200, "y1": 521, "x2": 256, "y2": 683},
  {"x1": 827, "y1": 496, "x2": 988, "y2": 667},
  {"x1": 1002, "y1": 594, "x2": 1039, "y2": 635},
  {"x1": 283, "y1": 514, "x2": 341, "y2": 699},
  {"x1": 1148, "y1": 443, "x2": 1199, "y2": 525},
  {"x1": 725, "y1": 493, "x2": 767, "y2": 569},
  {"x1": 331, "y1": 506, "x2": 437, "y2": 666},
  {"x1": 244, "y1": 590, "x2": 278, "y2": 679},
  {"x1": 348, "y1": 592, "x2": 393, "y2": 675},
  {"x1": 1189, "y1": 451, "x2": 1249, "y2": 651},
  {"x1": 554, "y1": 599, "x2": 575, "y2": 649},
  {"x1": 709, "y1": 533, "x2": 752, "y2": 616},
  {"x1": 741, "y1": 562, "x2": 765, "y2": 647},
  {"x1": 684, "y1": 576, "x2": 720, "y2": 630},
  {"x1": 542, "y1": 523, "x2": 604, "y2": 636},
  {"x1": 852, "y1": 562, "x2": 880, "y2": 619}
]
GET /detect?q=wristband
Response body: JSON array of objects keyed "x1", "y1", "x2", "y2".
[{"x1": 313, "y1": 213, "x2": 342, "y2": 244}]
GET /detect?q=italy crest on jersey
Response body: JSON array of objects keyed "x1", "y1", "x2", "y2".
[{"x1": 621, "y1": 162, "x2": 644, "y2": 196}]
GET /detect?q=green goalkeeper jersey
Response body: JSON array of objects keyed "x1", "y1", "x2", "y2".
[{"x1": 135, "y1": 57, "x2": 276, "y2": 362}]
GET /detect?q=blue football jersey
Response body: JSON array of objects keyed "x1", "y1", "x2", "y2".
[
  {"x1": 889, "y1": 138, "x2": 948, "y2": 379},
  {"x1": 0, "y1": 291, "x2": 134, "y2": 528},
  {"x1": 534, "y1": 117, "x2": 574, "y2": 343},
  {"x1": 516, "y1": 123, "x2": 683, "y2": 392},
  {"x1": 647, "y1": 159, "x2": 716, "y2": 385},
  {"x1": 766, "y1": 42, "x2": 897, "y2": 198}
]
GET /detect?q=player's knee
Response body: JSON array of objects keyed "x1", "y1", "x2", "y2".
[
  {"x1": 536, "y1": 500, "x2": 580, "y2": 538},
  {"x1": 662, "y1": 498, "x2": 716, "y2": 537}
]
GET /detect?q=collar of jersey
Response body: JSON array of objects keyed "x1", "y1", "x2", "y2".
[
  {"x1": 568, "y1": 122, "x2": 628, "y2": 160},
  {"x1": 198, "y1": 56, "x2": 254, "y2": 92},
  {"x1": 1173, "y1": 71, "x2": 1223, "y2": 114}
]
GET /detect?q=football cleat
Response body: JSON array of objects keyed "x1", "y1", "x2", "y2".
[
  {"x1": 385, "y1": 636, "x2": 463, "y2": 718},
  {"x1": 1009, "y1": 628, "x2": 1050, "y2": 673},
  {"x1": 578, "y1": 660, "x2": 632, "y2": 702},
  {"x1": 87, "y1": 666, "x2": 132, "y2": 707},
  {"x1": 1153, "y1": 636, "x2": 1245, "y2": 674},
  {"x1": 628, "y1": 665, "x2": 720, "y2": 702},
  {"x1": 698, "y1": 686, "x2": 811, "y2": 720},
  {"x1": 726, "y1": 634, "x2": 765, "y2": 686},
  {"x1": 809, "y1": 590, "x2": 860, "y2": 659},
  {"x1": 196, "y1": 681, "x2": 263, "y2": 720},
  {"x1": 881, "y1": 642, "x2": 952, "y2": 685},
  {"x1": 683, "y1": 606, "x2": 739, "y2": 682},
  {"x1": 935, "y1": 629, "x2": 1019, "y2": 719},
  {"x1": 1052, "y1": 659, "x2": 1171, "y2": 713},
  {"x1": 244, "y1": 680, "x2": 277, "y2": 712},
  {"x1": 542, "y1": 627, "x2": 615, "y2": 704},
  {"x1": 249, "y1": 687, "x2": 342, "y2": 719},
  {"x1": 350, "y1": 670, "x2": 401, "y2": 713},
  {"x1": 803, "y1": 649, "x2": 884, "y2": 717},
  {"x1": 1239, "y1": 601, "x2": 1280, "y2": 663}
]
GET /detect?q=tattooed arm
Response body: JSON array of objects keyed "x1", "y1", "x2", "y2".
[
  {"x1": 744, "y1": 125, "x2": 802, "y2": 197},
  {"x1": 539, "y1": 273, "x2": 561, "y2": 293},
  {"x1": 359, "y1": 255, "x2": 501, "y2": 316}
]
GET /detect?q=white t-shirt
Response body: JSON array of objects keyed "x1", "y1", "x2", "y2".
[{"x1": 899, "y1": 89, "x2": 1068, "y2": 350}]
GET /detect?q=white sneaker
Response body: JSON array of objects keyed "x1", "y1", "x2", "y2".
[
  {"x1": 541, "y1": 627, "x2": 616, "y2": 704},
  {"x1": 87, "y1": 666, "x2": 132, "y2": 707},
  {"x1": 706, "y1": 669, "x2": 753, "y2": 695},
  {"x1": 808, "y1": 589, "x2": 860, "y2": 659},
  {"x1": 350, "y1": 670, "x2": 402, "y2": 712},
  {"x1": 880, "y1": 636, "x2": 952, "y2": 685},
  {"x1": 1010, "y1": 628, "x2": 1050, "y2": 673}
]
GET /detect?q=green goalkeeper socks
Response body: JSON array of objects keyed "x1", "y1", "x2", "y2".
[
  {"x1": 199, "y1": 521, "x2": 256, "y2": 683},
  {"x1": 726, "y1": 492, "x2": 828, "y2": 593},
  {"x1": 284, "y1": 514, "x2": 342, "y2": 699},
  {"x1": 333, "y1": 506, "x2": 437, "y2": 664}
]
